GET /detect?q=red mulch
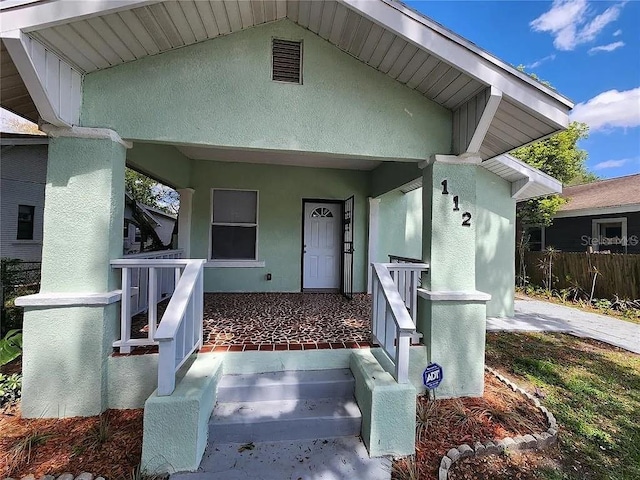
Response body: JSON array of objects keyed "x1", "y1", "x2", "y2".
[
  {"x1": 0, "y1": 405, "x2": 143, "y2": 479},
  {"x1": 448, "y1": 447, "x2": 562, "y2": 480},
  {"x1": 393, "y1": 372, "x2": 548, "y2": 479}
]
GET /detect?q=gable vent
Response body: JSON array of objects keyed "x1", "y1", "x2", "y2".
[{"x1": 272, "y1": 39, "x2": 302, "y2": 84}]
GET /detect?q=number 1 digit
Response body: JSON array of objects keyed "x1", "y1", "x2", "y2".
[
  {"x1": 453, "y1": 195, "x2": 460, "y2": 211},
  {"x1": 441, "y1": 179, "x2": 449, "y2": 194}
]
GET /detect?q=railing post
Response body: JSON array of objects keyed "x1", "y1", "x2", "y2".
[
  {"x1": 157, "y1": 339, "x2": 176, "y2": 396},
  {"x1": 395, "y1": 333, "x2": 410, "y2": 383},
  {"x1": 120, "y1": 267, "x2": 132, "y2": 354},
  {"x1": 196, "y1": 269, "x2": 204, "y2": 347},
  {"x1": 148, "y1": 267, "x2": 158, "y2": 341}
]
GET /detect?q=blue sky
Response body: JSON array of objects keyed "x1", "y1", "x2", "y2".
[{"x1": 408, "y1": 0, "x2": 640, "y2": 179}]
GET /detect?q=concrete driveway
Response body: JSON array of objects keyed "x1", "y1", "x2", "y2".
[{"x1": 488, "y1": 298, "x2": 640, "y2": 354}]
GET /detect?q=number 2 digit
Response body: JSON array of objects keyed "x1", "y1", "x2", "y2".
[
  {"x1": 441, "y1": 179, "x2": 449, "y2": 195},
  {"x1": 462, "y1": 212, "x2": 471, "y2": 227}
]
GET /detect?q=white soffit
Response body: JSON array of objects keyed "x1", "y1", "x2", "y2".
[
  {"x1": 398, "y1": 154, "x2": 562, "y2": 201},
  {"x1": 176, "y1": 144, "x2": 382, "y2": 171},
  {"x1": 1, "y1": 0, "x2": 572, "y2": 151},
  {"x1": 482, "y1": 154, "x2": 562, "y2": 201}
]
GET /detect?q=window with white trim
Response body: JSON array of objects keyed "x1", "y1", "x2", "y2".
[
  {"x1": 592, "y1": 217, "x2": 627, "y2": 253},
  {"x1": 211, "y1": 189, "x2": 258, "y2": 260}
]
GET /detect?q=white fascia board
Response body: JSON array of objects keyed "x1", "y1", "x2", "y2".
[
  {"x1": 2, "y1": 30, "x2": 83, "y2": 126},
  {"x1": 339, "y1": 0, "x2": 572, "y2": 128},
  {"x1": 0, "y1": 0, "x2": 160, "y2": 34},
  {"x1": 2, "y1": 29, "x2": 69, "y2": 126},
  {"x1": 482, "y1": 154, "x2": 562, "y2": 201},
  {"x1": 466, "y1": 86, "x2": 502, "y2": 155},
  {"x1": 554, "y1": 204, "x2": 640, "y2": 219}
]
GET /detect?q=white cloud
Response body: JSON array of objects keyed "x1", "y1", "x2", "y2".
[
  {"x1": 588, "y1": 41, "x2": 625, "y2": 54},
  {"x1": 593, "y1": 159, "x2": 629, "y2": 170},
  {"x1": 525, "y1": 54, "x2": 556, "y2": 69},
  {"x1": 571, "y1": 87, "x2": 640, "y2": 131},
  {"x1": 530, "y1": 0, "x2": 627, "y2": 51},
  {"x1": 613, "y1": 29, "x2": 622, "y2": 36}
]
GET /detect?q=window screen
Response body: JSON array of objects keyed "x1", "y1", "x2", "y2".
[
  {"x1": 17, "y1": 205, "x2": 35, "y2": 240},
  {"x1": 211, "y1": 190, "x2": 258, "y2": 260}
]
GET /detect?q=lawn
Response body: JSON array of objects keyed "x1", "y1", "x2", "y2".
[{"x1": 483, "y1": 332, "x2": 640, "y2": 480}]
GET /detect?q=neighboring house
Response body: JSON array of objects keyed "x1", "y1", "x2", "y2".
[
  {"x1": 2, "y1": 0, "x2": 571, "y2": 473},
  {"x1": 1, "y1": 133, "x2": 176, "y2": 259},
  {"x1": 124, "y1": 193, "x2": 177, "y2": 254},
  {"x1": 529, "y1": 174, "x2": 640, "y2": 254},
  {"x1": 0, "y1": 133, "x2": 47, "y2": 261}
]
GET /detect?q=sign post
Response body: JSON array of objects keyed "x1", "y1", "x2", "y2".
[{"x1": 423, "y1": 363, "x2": 443, "y2": 399}]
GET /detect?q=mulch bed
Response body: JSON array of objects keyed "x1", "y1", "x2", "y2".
[
  {"x1": 0, "y1": 405, "x2": 143, "y2": 479},
  {"x1": 448, "y1": 447, "x2": 562, "y2": 480},
  {"x1": 393, "y1": 372, "x2": 548, "y2": 479}
]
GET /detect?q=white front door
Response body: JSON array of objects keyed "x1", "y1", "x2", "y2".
[{"x1": 303, "y1": 202, "x2": 341, "y2": 290}]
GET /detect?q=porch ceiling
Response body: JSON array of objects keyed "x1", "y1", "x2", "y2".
[
  {"x1": 177, "y1": 144, "x2": 382, "y2": 171},
  {"x1": 1, "y1": 0, "x2": 573, "y2": 160}
]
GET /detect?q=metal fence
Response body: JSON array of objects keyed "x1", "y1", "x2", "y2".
[{"x1": 0, "y1": 260, "x2": 41, "y2": 336}]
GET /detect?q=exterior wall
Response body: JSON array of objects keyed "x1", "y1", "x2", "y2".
[
  {"x1": 545, "y1": 211, "x2": 640, "y2": 254},
  {"x1": 189, "y1": 160, "x2": 370, "y2": 293},
  {"x1": 475, "y1": 168, "x2": 516, "y2": 317},
  {"x1": 374, "y1": 188, "x2": 422, "y2": 263},
  {"x1": 81, "y1": 20, "x2": 451, "y2": 161},
  {"x1": 0, "y1": 144, "x2": 47, "y2": 261},
  {"x1": 126, "y1": 142, "x2": 192, "y2": 190}
]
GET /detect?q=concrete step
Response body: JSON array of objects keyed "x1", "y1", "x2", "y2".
[
  {"x1": 209, "y1": 397, "x2": 362, "y2": 443},
  {"x1": 216, "y1": 368, "x2": 355, "y2": 402}
]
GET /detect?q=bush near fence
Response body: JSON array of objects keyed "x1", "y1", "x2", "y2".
[
  {"x1": 520, "y1": 252, "x2": 640, "y2": 300},
  {"x1": 1, "y1": 259, "x2": 41, "y2": 336}
]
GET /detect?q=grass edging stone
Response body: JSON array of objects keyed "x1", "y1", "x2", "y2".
[{"x1": 437, "y1": 366, "x2": 559, "y2": 480}]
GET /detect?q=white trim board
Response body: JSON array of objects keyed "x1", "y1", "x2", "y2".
[
  {"x1": 15, "y1": 291, "x2": 122, "y2": 307},
  {"x1": 555, "y1": 204, "x2": 640, "y2": 218}
]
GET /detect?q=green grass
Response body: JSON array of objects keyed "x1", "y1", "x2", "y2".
[{"x1": 486, "y1": 332, "x2": 640, "y2": 480}]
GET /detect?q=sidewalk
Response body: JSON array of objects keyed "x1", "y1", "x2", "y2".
[{"x1": 487, "y1": 298, "x2": 640, "y2": 354}]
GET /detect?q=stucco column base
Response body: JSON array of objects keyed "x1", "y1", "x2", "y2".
[
  {"x1": 417, "y1": 298, "x2": 487, "y2": 398},
  {"x1": 21, "y1": 304, "x2": 118, "y2": 418},
  {"x1": 18, "y1": 132, "x2": 128, "y2": 418}
]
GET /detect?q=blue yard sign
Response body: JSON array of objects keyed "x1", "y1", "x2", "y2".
[{"x1": 423, "y1": 363, "x2": 443, "y2": 389}]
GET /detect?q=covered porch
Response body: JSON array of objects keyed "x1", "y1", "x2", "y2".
[{"x1": 129, "y1": 291, "x2": 374, "y2": 352}]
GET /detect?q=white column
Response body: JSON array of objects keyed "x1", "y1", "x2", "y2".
[
  {"x1": 177, "y1": 188, "x2": 194, "y2": 258},
  {"x1": 367, "y1": 197, "x2": 381, "y2": 294}
]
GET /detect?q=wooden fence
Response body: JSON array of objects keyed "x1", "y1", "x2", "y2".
[{"x1": 520, "y1": 252, "x2": 640, "y2": 300}]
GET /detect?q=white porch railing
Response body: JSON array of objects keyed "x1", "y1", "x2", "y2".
[
  {"x1": 122, "y1": 249, "x2": 183, "y2": 317},
  {"x1": 154, "y1": 259, "x2": 205, "y2": 395},
  {"x1": 111, "y1": 250, "x2": 183, "y2": 353},
  {"x1": 111, "y1": 257, "x2": 205, "y2": 396},
  {"x1": 371, "y1": 262, "x2": 429, "y2": 383}
]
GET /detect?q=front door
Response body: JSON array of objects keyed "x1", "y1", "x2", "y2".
[{"x1": 303, "y1": 202, "x2": 341, "y2": 290}]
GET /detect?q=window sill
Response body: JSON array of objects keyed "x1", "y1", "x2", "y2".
[
  {"x1": 11, "y1": 240, "x2": 41, "y2": 245},
  {"x1": 206, "y1": 260, "x2": 265, "y2": 268}
]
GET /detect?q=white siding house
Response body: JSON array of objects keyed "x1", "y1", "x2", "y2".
[{"x1": 0, "y1": 135, "x2": 47, "y2": 261}]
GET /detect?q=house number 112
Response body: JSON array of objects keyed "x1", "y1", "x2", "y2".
[{"x1": 441, "y1": 179, "x2": 471, "y2": 227}]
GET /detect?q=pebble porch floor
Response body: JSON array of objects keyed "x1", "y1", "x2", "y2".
[
  {"x1": 199, "y1": 293, "x2": 373, "y2": 352},
  {"x1": 129, "y1": 293, "x2": 374, "y2": 353}
]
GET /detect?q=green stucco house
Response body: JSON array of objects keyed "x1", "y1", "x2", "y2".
[{"x1": 2, "y1": 0, "x2": 568, "y2": 473}]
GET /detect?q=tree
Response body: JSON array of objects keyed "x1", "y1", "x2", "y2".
[
  {"x1": 512, "y1": 121, "x2": 593, "y2": 228},
  {"x1": 125, "y1": 168, "x2": 179, "y2": 252},
  {"x1": 125, "y1": 168, "x2": 179, "y2": 214}
]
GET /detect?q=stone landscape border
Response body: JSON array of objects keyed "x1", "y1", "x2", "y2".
[
  {"x1": 438, "y1": 366, "x2": 559, "y2": 480},
  {"x1": 10, "y1": 473, "x2": 104, "y2": 480}
]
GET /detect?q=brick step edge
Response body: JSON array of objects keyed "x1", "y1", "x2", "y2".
[{"x1": 437, "y1": 366, "x2": 559, "y2": 480}]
